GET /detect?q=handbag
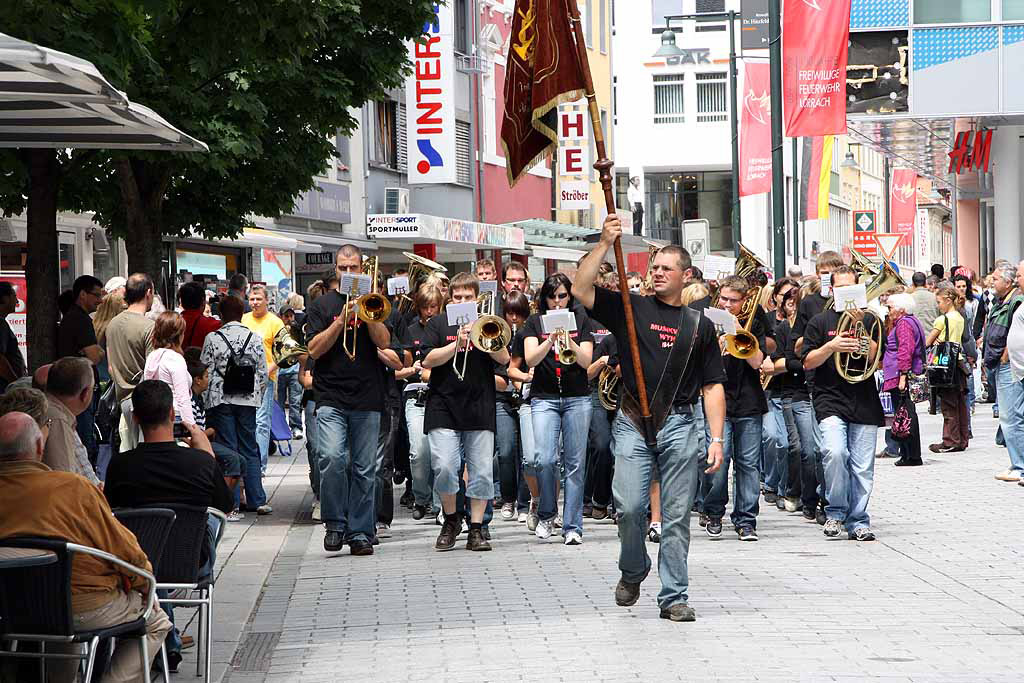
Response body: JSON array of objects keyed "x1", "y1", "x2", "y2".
[
  {"x1": 927, "y1": 314, "x2": 960, "y2": 389},
  {"x1": 892, "y1": 317, "x2": 929, "y2": 403},
  {"x1": 216, "y1": 330, "x2": 257, "y2": 395},
  {"x1": 891, "y1": 394, "x2": 913, "y2": 439}
]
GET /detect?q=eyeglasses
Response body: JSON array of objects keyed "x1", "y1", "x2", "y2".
[
  {"x1": 719, "y1": 295, "x2": 744, "y2": 305},
  {"x1": 548, "y1": 292, "x2": 569, "y2": 301}
]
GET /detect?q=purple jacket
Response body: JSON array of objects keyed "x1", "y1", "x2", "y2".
[{"x1": 882, "y1": 314, "x2": 925, "y2": 390}]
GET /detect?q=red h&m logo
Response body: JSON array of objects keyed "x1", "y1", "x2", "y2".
[{"x1": 948, "y1": 130, "x2": 992, "y2": 174}]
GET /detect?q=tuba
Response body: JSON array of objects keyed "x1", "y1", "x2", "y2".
[
  {"x1": 597, "y1": 365, "x2": 620, "y2": 411},
  {"x1": 849, "y1": 249, "x2": 880, "y2": 284},
  {"x1": 832, "y1": 260, "x2": 904, "y2": 383},
  {"x1": 272, "y1": 325, "x2": 307, "y2": 369},
  {"x1": 397, "y1": 251, "x2": 447, "y2": 314},
  {"x1": 641, "y1": 239, "x2": 663, "y2": 291}
]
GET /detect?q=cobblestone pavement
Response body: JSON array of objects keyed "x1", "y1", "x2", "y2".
[{"x1": 205, "y1": 406, "x2": 1024, "y2": 683}]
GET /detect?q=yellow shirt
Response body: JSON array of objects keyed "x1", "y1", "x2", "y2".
[
  {"x1": 932, "y1": 309, "x2": 965, "y2": 344},
  {"x1": 242, "y1": 311, "x2": 285, "y2": 380}
]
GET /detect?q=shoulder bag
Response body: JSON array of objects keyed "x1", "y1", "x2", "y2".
[{"x1": 926, "y1": 314, "x2": 960, "y2": 389}]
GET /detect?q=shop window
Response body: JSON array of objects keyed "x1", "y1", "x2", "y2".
[
  {"x1": 583, "y1": 0, "x2": 592, "y2": 47},
  {"x1": 1005, "y1": 0, "x2": 1024, "y2": 19},
  {"x1": 600, "y1": 0, "x2": 607, "y2": 53},
  {"x1": 696, "y1": 72, "x2": 727, "y2": 122},
  {"x1": 373, "y1": 100, "x2": 399, "y2": 169},
  {"x1": 456, "y1": 120, "x2": 472, "y2": 185},
  {"x1": 696, "y1": 0, "x2": 724, "y2": 12},
  {"x1": 914, "y1": 0, "x2": 989, "y2": 23},
  {"x1": 653, "y1": 74, "x2": 685, "y2": 124},
  {"x1": 652, "y1": 0, "x2": 681, "y2": 26},
  {"x1": 455, "y1": 0, "x2": 469, "y2": 54},
  {"x1": 335, "y1": 133, "x2": 351, "y2": 178},
  {"x1": 92, "y1": 234, "x2": 119, "y2": 286}
]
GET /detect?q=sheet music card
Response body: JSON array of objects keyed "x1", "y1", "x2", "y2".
[
  {"x1": 387, "y1": 276, "x2": 410, "y2": 296},
  {"x1": 339, "y1": 273, "x2": 371, "y2": 297},
  {"x1": 478, "y1": 280, "x2": 498, "y2": 299},
  {"x1": 541, "y1": 310, "x2": 577, "y2": 335},
  {"x1": 703, "y1": 307, "x2": 738, "y2": 336},
  {"x1": 820, "y1": 273, "x2": 832, "y2": 297},
  {"x1": 703, "y1": 255, "x2": 736, "y2": 281},
  {"x1": 446, "y1": 302, "x2": 478, "y2": 327},
  {"x1": 832, "y1": 284, "x2": 867, "y2": 312}
]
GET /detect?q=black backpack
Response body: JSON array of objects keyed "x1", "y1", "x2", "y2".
[{"x1": 215, "y1": 330, "x2": 257, "y2": 395}]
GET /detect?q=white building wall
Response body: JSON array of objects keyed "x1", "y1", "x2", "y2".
[{"x1": 992, "y1": 125, "x2": 1023, "y2": 264}]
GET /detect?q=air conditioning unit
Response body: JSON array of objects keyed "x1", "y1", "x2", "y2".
[{"x1": 384, "y1": 187, "x2": 410, "y2": 214}]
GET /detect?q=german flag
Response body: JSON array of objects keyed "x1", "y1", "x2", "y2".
[{"x1": 800, "y1": 136, "x2": 834, "y2": 221}]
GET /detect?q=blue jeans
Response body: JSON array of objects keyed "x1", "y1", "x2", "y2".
[
  {"x1": 427, "y1": 428, "x2": 494, "y2": 500},
  {"x1": 316, "y1": 406, "x2": 380, "y2": 541},
  {"x1": 790, "y1": 399, "x2": 823, "y2": 511},
  {"x1": 304, "y1": 399, "x2": 320, "y2": 497},
  {"x1": 276, "y1": 366, "x2": 303, "y2": 430},
  {"x1": 819, "y1": 416, "x2": 877, "y2": 531},
  {"x1": 495, "y1": 400, "x2": 520, "y2": 503},
  {"x1": 762, "y1": 396, "x2": 788, "y2": 496},
  {"x1": 519, "y1": 402, "x2": 537, "y2": 476},
  {"x1": 702, "y1": 415, "x2": 762, "y2": 530},
  {"x1": 207, "y1": 404, "x2": 262, "y2": 508},
  {"x1": 531, "y1": 396, "x2": 592, "y2": 534},
  {"x1": 996, "y1": 363, "x2": 1024, "y2": 473},
  {"x1": 612, "y1": 410, "x2": 701, "y2": 609},
  {"x1": 404, "y1": 398, "x2": 436, "y2": 508},
  {"x1": 256, "y1": 380, "x2": 277, "y2": 468}
]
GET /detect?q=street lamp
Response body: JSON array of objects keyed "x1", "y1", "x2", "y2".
[
  {"x1": 654, "y1": 12, "x2": 740, "y2": 256},
  {"x1": 840, "y1": 150, "x2": 860, "y2": 170}
]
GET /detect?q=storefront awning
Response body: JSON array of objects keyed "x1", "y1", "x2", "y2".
[
  {"x1": 179, "y1": 227, "x2": 321, "y2": 253},
  {"x1": 530, "y1": 245, "x2": 587, "y2": 262},
  {"x1": 510, "y1": 218, "x2": 599, "y2": 251},
  {"x1": 367, "y1": 214, "x2": 525, "y2": 251},
  {"x1": 0, "y1": 33, "x2": 207, "y2": 152}
]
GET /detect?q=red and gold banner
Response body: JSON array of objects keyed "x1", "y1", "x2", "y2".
[
  {"x1": 800, "y1": 135, "x2": 834, "y2": 221},
  {"x1": 890, "y1": 168, "x2": 918, "y2": 238},
  {"x1": 739, "y1": 62, "x2": 772, "y2": 197},
  {"x1": 501, "y1": 0, "x2": 588, "y2": 186},
  {"x1": 782, "y1": 0, "x2": 852, "y2": 137}
]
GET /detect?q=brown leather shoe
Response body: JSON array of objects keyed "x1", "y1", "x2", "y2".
[
  {"x1": 465, "y1": 528, "x2": 491, "y2": 551},
  {"x1": 435, "y1": 516, "x2": 459, "y2": 551}
]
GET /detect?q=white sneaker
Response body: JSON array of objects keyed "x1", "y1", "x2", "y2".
[
  {"x1": 517, "y1": 510, "x2": 528, "y2": 523},
  {"x1": 376, "y1": 522, "x2": 392, "y2": 538},
  {"x1": 227, "y1": 509, "x2": 245, "y2": 522},
  {"x1": 564, "y1": 531, "x2": 583, "y2": 545},
  {"x1": 461, "y1": 518, "x2": 469, "y2": 535},
  {"x1": 526, "y1": 500, "x2": 539, "y2": 532},
  {"x1": 554, "y1": 514, "x2": 563, "y2": 529},
  {"x1": 535, "y1": 519, "x2": 553, "y2": 539},
  {"x1": 500, "y1": 502, "x2": 516, "y2": 521},
  {"x1": 782, "y1": 497, "x2": 800, "y2": 513},
  {"x1": 437, "y1": 510, "x2": 444, "y2": 525},
  {"x1": 311, "y1": 500, "x2": 321, "y2": 522}
]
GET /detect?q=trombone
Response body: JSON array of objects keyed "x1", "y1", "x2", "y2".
[
  {"x1": 342, "y1": 255, "x2": 392, "y2": 361},
  {"x1": 454, "y1": 291, "x2": 512, "y2": 380}
]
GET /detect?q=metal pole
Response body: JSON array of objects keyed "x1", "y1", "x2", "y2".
[
  {"x1": 792, "y1": 136, "x2": 800, "y2": 265},
  {"x1": 768, "y1": 0, "x2": 786, "y2": 279},
  {"x1": 951, "y1": 178, "x2": 959, "y2": 265},
  {"x1": 728, "y1": 11, "x2": 741, "y2": 257},
  {"x1": 883, "y1": 155, "x2": 891, "y2": 234}
]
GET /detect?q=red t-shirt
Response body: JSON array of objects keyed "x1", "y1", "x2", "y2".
[{"x1": 181, "y1": 309, "x2": 221, "y2": 350}]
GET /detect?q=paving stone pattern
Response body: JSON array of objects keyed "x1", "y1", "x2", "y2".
[{"x1": 217, "y1": 408, "x2": 1024, "y2": 682}]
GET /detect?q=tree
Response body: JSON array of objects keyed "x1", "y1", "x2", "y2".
[{"x1": 1, "y1": 0, "x2": 434, "y2": 367}]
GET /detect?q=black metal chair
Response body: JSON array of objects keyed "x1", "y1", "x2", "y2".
[
  {"x1": 143, "y1": 504, "x2": 226, "y2": 682},
  {"x1": 0, "y1": 537, "x2": 158, "y2": 682},
  {"x1": 113, "y1": 507, "x2": 176, "y2": 682}
]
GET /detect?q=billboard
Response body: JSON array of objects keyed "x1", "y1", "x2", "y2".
[{"x1": 406, "y1": 3, "x2": 457, "y2": 184}]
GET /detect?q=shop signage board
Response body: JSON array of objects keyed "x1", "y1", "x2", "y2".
[
  {"x1": 948, "y1": 129, "x2": 992, "y2": 174},
  {"x1": 367, "y1": 214, "x2": 526, "y2": 250},
  {"x1": 559, "y1": 181, "x2": 590, "y2": 210},
  {"x1": 289, "y1": 181, "x2": 351, "y2": 224},
  {"x1": 296, "y1": 250, "x2": 336, "y2": 275},
  {"x1": 852, "y1": 209, "x2": 877, "y2": 258},
  {"x1": 406, "y1": 2, "x2": 457, "y2": 184},
  {"x1": 558, "y1": 101, "x2": 590, "y2": 210},
  {"x1": 741, "y1": 0, "x2": 770, "y2": 49}
]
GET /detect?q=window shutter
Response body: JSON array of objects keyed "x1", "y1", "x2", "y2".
[
  {"x1": 456, "y1": 120, "x2": 472, "y2": 185},
  {"x1": 397, "y1": 103, "x2": 408, "y2": 172}
]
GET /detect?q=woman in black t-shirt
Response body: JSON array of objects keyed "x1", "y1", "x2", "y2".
[
  {"x1": 495, "y1": 291, "x2": 531, "y2": 521},
  {"x1": 523, "y1": 273, "x2": 594, "y2": 544}
]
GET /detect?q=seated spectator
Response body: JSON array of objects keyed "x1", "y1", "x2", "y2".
[
  {"x1": 200, "y1": 294, "x2": 271, "y2": 515},
  {"x1": 178, "y1": 281, "x2": 221, "y2": 350},
  {"x1": 104, "y1": 380, "x2": 233, "y2": 672},
  {"x1": 144, "y1": 311, "x2": 195, "y2": 426},
  {"x1": 184, "y1": 347, "x2": 245, "y2": 520},
  {"x1": 0, "y1": 411, "x2": 171, "y2": 682},
  {"x1": 44, "y1": 357, "x2": 101, "y2": 487},
  {"x1": 0, "y1": 387, "x2": 50, "y2": 439}
]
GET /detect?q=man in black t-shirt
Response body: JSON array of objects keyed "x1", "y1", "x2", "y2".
[
  {"x1": 802, "y1": 266, "x2": 884, "y2": 542},
  {"x1": 701, "y1": 276, "x2": 768, "y2": 542},
  {"x1": 422, "y1": 273, "x2": 510, "y2": 552},
  {"x1": 305, "y1": 245, "x2": 391, "y2": 556},
  {"x1": 573, "y1": 215, "x2": 726, "y2": 624},
  {"x1": 57, "y1": 274, "x2": 105, "y2": 464}
]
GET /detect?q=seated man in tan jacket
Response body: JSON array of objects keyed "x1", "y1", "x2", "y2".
[
  {"x1": 0, "y1": 411, "x2": 170, "y2": 682},
  {"x1": 43, "y1": 356, "x2": 102, "y2": 487}
]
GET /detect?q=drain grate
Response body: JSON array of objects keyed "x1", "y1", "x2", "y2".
[{"x1": 232, "y1": 632, "x2": 280, "y2": 672}]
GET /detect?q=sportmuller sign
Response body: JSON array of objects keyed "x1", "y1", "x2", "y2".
[{"x1": 406, "y1": 3, "x2": 456, "y2": 184}]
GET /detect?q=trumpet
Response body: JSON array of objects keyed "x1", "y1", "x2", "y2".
[
  {"x1": 597, "y1": 365, "x2": 620, "y2": 411},
  {"x1": 342, "y1": 255, "x2": 391, "y2": 361},
  {"x1": 723, "y1": 285, "x2": 763, "y2": 359},
  {"x1": 554, "y1": 328, "x2": 577, "y2": 365},
  {"x1": 454, "y1": 291, "x2": 512, "y2": 380}
]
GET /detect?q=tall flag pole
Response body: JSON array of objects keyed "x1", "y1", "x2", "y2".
[{"x1": 500, "y1": 0, "x2": 656, "y2": 446}]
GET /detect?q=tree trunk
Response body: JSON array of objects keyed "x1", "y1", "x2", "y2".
[
  {"x1": 116, "y1": 158, "x2": 170, "y2": 300},
  {"x1": 25, "y1": 149, "x2": 60, "y2": 370}
]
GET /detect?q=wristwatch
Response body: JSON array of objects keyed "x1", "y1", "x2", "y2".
[{"x1": 709, "y1": 437, "x2": 725, "y2": 445}]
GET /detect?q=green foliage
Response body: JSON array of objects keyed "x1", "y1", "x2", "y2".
[{"x1": 1, "y1": 0, "x2": 435, "y2": 240}]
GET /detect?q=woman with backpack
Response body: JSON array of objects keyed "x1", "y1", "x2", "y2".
[{"x1": 882, "y1": 293, "x2": 927, "y2": 466}]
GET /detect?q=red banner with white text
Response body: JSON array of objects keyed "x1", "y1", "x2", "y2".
[
  {"x1": 782, "y1": 0, "x2": 852, "y2": 137},
  {"x1": 890, "y1": 168, "x2": 918, "y2": 239},
  {"x1": 739, "y1": 62, "x2": 772, "y2": 197}
]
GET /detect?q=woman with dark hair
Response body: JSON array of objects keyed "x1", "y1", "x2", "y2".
[
  {"x1": 397, "y1": 284, "x2": 445, "y2": 520},
  {"x1": 953, "y1": 272, "x2": 984, "y2": 417},
  {"x1": 523, "y1": 273, "x2": 594, "y2": 545},
  {"x1": 762, "y1": 278, "x2": 799, "y2": 510},
  {"x1": 493, "y1": 290, "x2": 531, "y2": 521},
  {"x1": 505, "y1": 290, "x2": 539, "y2": 525}
]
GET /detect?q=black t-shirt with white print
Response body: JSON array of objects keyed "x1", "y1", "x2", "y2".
[
  {"x1": 522, "y1": 310, "x2": 593, "y2": 399},
  {"x1": 421, "y1": 315, "x2": 502, "y2": 432},
  {"x1": 721, "y1": 312, "x2": 769, "y2": 418},
  {"x1": 803, "y1": 308, "x2": 885, "y2": 426},
  {"x1": 587, "y1": 286, "x2": 725, "y2": 407}
]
